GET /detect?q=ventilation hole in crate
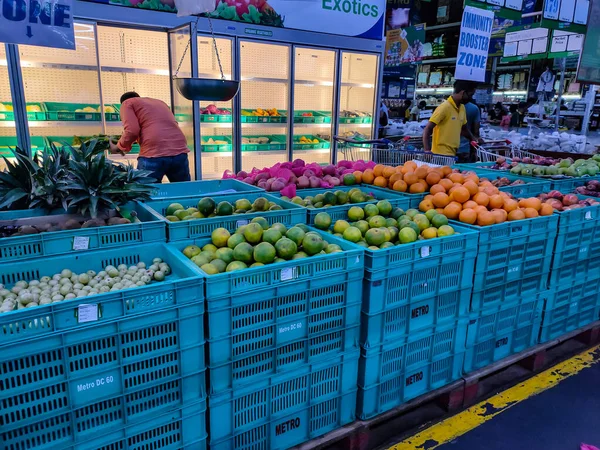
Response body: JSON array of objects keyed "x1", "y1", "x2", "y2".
[
  {"x1": 310, "y1": 398, "x2": 338, "y2": 433},
  {"x1": 126, "y1": 380, "x2": 181, "y2": 419},
  {"x1": 272, "y1": 374, "x2": 308, "y2": 414},
  {"x1": 310, "y1": 284, "x2": 345, "y2": 310},
  {"x1": 380, "y1": 376, "x2": 402, "y2": 407},
  {"x1": 438, "y1": 291, "x2": 459, "y2": 320},
  {"x1": 385, "y1": 273, "x2": 410, "y2": 308},
  {"x1": 233, "y1": 326, "x2": 274, "y2": 358},
  {"x1": 1, "y1": 268, "x2": 41, "y2": 286},
  {"x1": 233, "y1": 349, "x2": 274, "y2": 382},
  {"x1": 121, "y1": 322, "x2": 178, "y2": 360},
  {"x1": 1, "y1": 349, "x2": 64, "y2": 392},
  {"x1": 125, "y1": 290, "x2": 175, "y2": 311},
  {"x1": 385, "y1": 305, "x2": 409, "y2": 337},
  {"x1": 311, "y1": 365, "x2": 339, "y2": 400},
  {"x1": 97, "y1": 441, "x2": 125, "y2": 450},
  {"x1": 101, "y1": 255, "x2": 140, "y2": 270},
  {"x1": 233, "y1": 271, "x2": 268, "y2": 290},
  {"x1": 0, "y1": 382, "x2": 68, "y2": 427},
  {"x1": 124, "y1": 353, "x2": 179, "y2": 390},
  {"x1": 0, "y1": 242, "x2": 43, "y2": 260},
  {"x1": 309, "y1": 330, "x2": 343, "y2": 358},
  {"x1": 76, "y1": 396, "x2": 123, "y2": 433},
  {"x1": 309, "y1": 308, "x2": 344, "y2": 334},
  {"x1": 68, "y1": 336, "x2": 118, "y2": 373},
  {"x1": 1, "y1": 314, "x2": 53, "y2": 339},
  {"x1": 276, "y1": 341, "x2": 306, "y2": 368},
  {"x1": 127, "y1": 421, "x2": 182, "y2": 450},
  {"x1": 233, "y1": 423, "x2": 268, "y2": 450},
  {"x1": 406, "y1": 334, "x2": 432, "y2": 368},
  {"x1": 381, "y1": 344, "x2": 404, "y2": 378},
  {"x1": 433, "y1": 328, "x2": 455, "y2": 357},
  {"x1": 388, "y1": 247, "x2": 411, "y2": 264},
  {"x1": 2, "y1": 412, "x2": 71, "y2": 450},
  {"x1": 233, "y1": 390, "x2": 268, "y2": 429},
  {"x1": 277, "y1": 292, "x2": 306, "y2": 318},
  {"x1": 474, "y1": 339, "x2": 495, "y2": 365},
  {"x1": 101, "y1": 230, "x2": 141, "y2": 245},
  {"x1": 431, "y1": 356, "x2": 452, "y2": 384},
  {"x1": 233, "y1": 299, "x2": 274, "y2": 331}
]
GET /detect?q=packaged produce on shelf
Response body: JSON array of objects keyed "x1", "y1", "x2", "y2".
[
  {"x1": 181, "y1": 221, "x2": 341, "y2": 274},
  {"x1": 0, "y1": 258, "x2": 171, "y2": 314},
  {"x1": 162, "y1": 195, "x2": 282, "y2": 222},
  {"x1": 312, "y1": 201, "x2": 455, "y2": 249},
  {"x1": 201, "y1": 104, "x2": 231, "y2": 115}
]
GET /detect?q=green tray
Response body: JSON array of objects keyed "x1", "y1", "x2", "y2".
[
  {"x1": 0, "y1": 102, "x2": 47, "y2": 121},
  {"x1": 201, "y1": 136, "x2": 232, "y2": 152},
  {"x1": 241, "y1": 135, "x2": 286, "y2": 151},
  {"x1": 0, "y1": 136, "x2": 45, "y2": 157},
  {"x1": 241, "y1": 109, "x2": 288, "y2": 123},
  {"x1": 293, "y1": 110, "x2": 332, "y2": 124},
  {"x1": 339, "y1": 116, "x2": 372, "y2": 124},
  {"x1": 43, "y1": 102, "x2": 119, "y2": 121},
  {"x1": 200, "y1": 109, "x2": 232, "y2": 123},
  {"x1": 292, "y1": 135, "x2": 331, "y2": 150}
]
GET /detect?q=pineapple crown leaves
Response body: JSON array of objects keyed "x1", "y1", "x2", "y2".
[
  {"x1": 29, "y1": 145, "x2": 70, "y2": 211},
  {"x1": 0, "y1": 146, "x2": 40, "y2": 210}
]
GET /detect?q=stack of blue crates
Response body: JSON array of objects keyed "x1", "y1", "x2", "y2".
[
  {"x1": 0, "y1": 239, "x2": 208, "y2": 450},
  {"x1": 355, "y1": 224, "x2": 478, "y2": 419},
  {"x1": 540, "y1": 200, "x2": 600, "y2": 342},
  {"x1": 462, "y1": 216, "x2": 557, "y2": 372}
]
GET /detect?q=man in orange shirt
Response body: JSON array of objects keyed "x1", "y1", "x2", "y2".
[{"x1": 109, "y1": 92, "x2": 191, "y2": 183}]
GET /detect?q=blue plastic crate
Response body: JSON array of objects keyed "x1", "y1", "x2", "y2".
[
  {"x1": 0, "y1": 202, "x2": 166, "y2": 263},
  {"x1": 360, "y1": 287, "x2": 472, "y2": 348},
  {"x1": 361, "y1": 230, "x2": 477, "y2": 315},
  {"x1": 476, "y1": 172, "x2": 552, "y2": 197},
  {"x1": 15, "y1": 401, "x2": 208, "y2": 450},
  {"x1": 0, "y1": 243, "x2": 203, "y2": 343},
  {"x1": 149, "y1": 179, "x2": 263, "y2": 200},
  {"x1": 206, "y1": 271, "x2": 362, "y2": 394},
  {"x1": 463, "y1": 295, "x2": 544, "y2": 373},
  {"x1": 549, "y1": 257, "x2": 600, "y2": 287},
  {"x1": 471, "y1": 272, "x2": 549, "y2": 313},
  {"x1": 0, "y1": 303, "x2": 206, "y2": 445},
  {"x1": 141, "y1": 192, "x2": 306, "y2": 241},
  {"x1": 273, "y1": 185, "x2": 411, "y2": 225},
  {"x1": 549, "y1": 176, "x2": 596, "y2": 192},
  {"x1": 209, "y1": 351, "x2": 359, "y2": 450},
  {"x1": 356, "y1": 321, "x2": 467, "y2": 419},
  {"x1": 539, "y1": 283, "x2": 600, "y2": 343},
  {"x1": 169, "y1": 228, "x2": 364, "y2": 298}
]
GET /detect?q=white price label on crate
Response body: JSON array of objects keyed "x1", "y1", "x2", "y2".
[
  {"x1": 73, "y1": 236, "x2": 90, "y2": 250},
  {"x1": 420, "y1": 246, "x2": 431, "y2": 258},
  {"x1": 281, "y1": 267, "x2": 298, "y2": 282},
  {"x1": 78, "y1": 304, "x2": 98, "y2": 323},
  {"x1": 236, "y1": 220, "x2": 249, "y2": 227}
]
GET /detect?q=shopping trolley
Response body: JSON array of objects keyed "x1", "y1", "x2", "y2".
[
  {"x1": 471, "y1": 139, "x2": 514, "y2": 161},
  {"x1": 334, "y1": 136, "x2": 456, "y2": 166}
]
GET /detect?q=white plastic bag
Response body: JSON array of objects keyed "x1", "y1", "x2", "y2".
[{"x1": 174, "y1": 0, "x2": 215, "y2": 17}]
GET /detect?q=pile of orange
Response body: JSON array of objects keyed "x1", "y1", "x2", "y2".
[
  {"x1": 360, "y1": 161, "x2": 452, "y2": 194},
  {"x1": 418, "y1": 178, "x2": 553, "y2": 226}
]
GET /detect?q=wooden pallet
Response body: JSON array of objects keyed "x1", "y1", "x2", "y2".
[{"x1": 292, "y1": 320, "x2": 600, "y2": 450}]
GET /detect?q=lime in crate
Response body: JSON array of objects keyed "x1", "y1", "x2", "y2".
[
  {"x1": 1, "y1": 302, "x2": 206, "y2": 447},
  {"x1": 149, "y1": 178, "x2": 263, "y2": 201},
  {"x1": 208, "y1": 351, "x2": 358, "y2": 450},
  {"x1": 463, "y1": 293, "x2": 544, "y2": 373},
  {"x1": 0, "y1": 202, "x2": 165, "y2": 263},
  {"x1": 273, "y1": 185, "x2": 410, "y2": 225},
  {"x1": 360, "y1": 287, "x2": 472, "y2": 348},
  {"x1": 357, "y1": 320, "x2": 468, "y2": 419},
  {"x1": 140, "y1": 192, "x2": 305, "y2": 241},
  {"x1": 6, "y1": 401, "x2": 208, "y2": 450},
  {"x1": 539, "y1": 281, "x2": 600, "y2": 343},
  {"x1": 204, "y1": 271, "x2": 362, "y2": 394}
]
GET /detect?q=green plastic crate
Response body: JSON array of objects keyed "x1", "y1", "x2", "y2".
[
  {"x1": 140, "y1": 192, "x2": 306, "y2": 241},
  {"x1": 293, "y1": 110, "x2": 332, "y2": 124},
  {"x1": 357, "y1": 321, "x2": 467, "y2": 419},
  {"x1": 240, "y1": 109, "x2": 288, "y2": 123},
  {"x1": 149, "y1": 179, "x2": 263, "y2": 201},
  {"x1": 43, "y1": 102, "x2": 120, "y2": 121},
  {"x1": 208, "y1": 351, "x2": 358, "y2": 450},
  {"x1": 201, "y1": 136, "x2": 232, "y2": 152},
  {"x1": 339, "y1": 115, "x2": 372, "y2": 124},
  {"x1": 464, "y1": 294, "x2": 544, "y2": 372},
  {"x1": 200, "y1": 110, "x2": 232, "y2": 122},
  {"x1": 241, "y1": 135, "x2": 286, "y2": 151},
  {"x1": 292, "y1": 135, "x2": 330, "y2": 150},
  {"x1": 0, "y1": 136, "x2": 45, "y2": 156},
  {"x1": 168, "y1": 227, "x2": 364, "y2": 299},
  {"x1": 0, "y1": 102, "x2": 47, "y2": 121},
  {"x1": 0, "y1": 202, "x2": 166, "y2": 263}
]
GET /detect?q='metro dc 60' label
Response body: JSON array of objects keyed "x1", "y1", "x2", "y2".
[
  {"x1": 275, "y1": 417, "x2": 300, "y2": 436},
  {"x1": 405, "y1": 371, "x2": 424, "y2": 386}
]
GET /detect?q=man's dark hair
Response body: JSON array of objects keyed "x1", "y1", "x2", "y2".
[
  {"x1": 120, "y1": 91, "x2": 140, "y2": 104},
  {"x1": 419, "y1": 100, "x2": 427, "y2": 108},
  {"x1": 454, "y1": 80, "x2": 477, "y2": 94}
]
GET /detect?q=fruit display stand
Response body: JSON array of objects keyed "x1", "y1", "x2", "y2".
[
  {"x1": 357, "y1": 320, "x2": 468, "y2": 419},
  {"x1": 140, "y1": 193, "x2": 305, "y2": 241},
  {"x1": 149, "y1": 179, "x2": 264, "y2": 201},
  {"x1": 273, "y1": 186, "x2": 411, "y2": 224},
  {"x1": 0, "y1": 202, "x2": 165, "y2": 263},
  {"x1": 200, "y1": 136, "x2": 232, "y2": 152},
  {"x1": 463, "y1": 293, "x2": 544, "y2": 372},
  {"x1": 0, "y1": 243, "x2": 207, "y2": 449},
  {"x1": 241, "y1": 135, "x2": 287, "y2": 151},
  {"x1": 0, "y1": 102, "x2": 47, "y2": 121}
]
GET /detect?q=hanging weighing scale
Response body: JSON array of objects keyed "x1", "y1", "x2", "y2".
[{"x1": 173, "y1": 16, "x2": 240, "y2": 102}]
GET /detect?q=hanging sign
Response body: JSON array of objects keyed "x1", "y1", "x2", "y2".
[
  {"x1": 502, "y1": 25, "x2": 549, "y2": 62},
  {"x1": 455, "y1": 6, "x2": 494, "y2": 82},
  {"x1": 548, "y1": 30, "x2": 584, "y2": 57},
  {"x1": 384, "y1": 24, "x2": 426, "y2": 67},
  {"x1": 542, "y1": 0, "x2": 590, "y2": 32},
  {"x1": 0, "y1": 0, "x2": 75, "y2": 49}
]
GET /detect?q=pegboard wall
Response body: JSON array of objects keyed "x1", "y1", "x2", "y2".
[
  {"x1": 19, "y1": 24, "x2": 97, "y2": 66},
  {"x1": 241, "y1": 81, "x2": 288, "y2": 110},
  {"x1": 241, "y1": 41, "x2": 289, "y2": 79},
  {"x1": 341, "y1": 52, "x2": 378, "y2": 84},
  {"x1": 294, "y1": 48, "x2": 335, "y2": 81},
  {"x1": 0, "y1": 66, "x2": 11, "y2": 102},
  {"x1": 23, "y1": 67, "x2": 100, "y2": 104},
  {"x1": 340, "y1": 85, "x2": 376, "y2": 114},
  {"x1": 198, "y1": 37, "x2": 232, "y2": 76},
  {"x1": 98, "y1": 26, "x2": 169, "y2": 70},
  {"x1": 294, "y1": 84, "x2": 333, "y2": 111},
  {"x1": 101, "y1": 72, "x2": 170, "y2": 105}
]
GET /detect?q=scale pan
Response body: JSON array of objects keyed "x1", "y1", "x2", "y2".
[{"x1": 175, "y1": 78, "x2": 240, "y2": 101}]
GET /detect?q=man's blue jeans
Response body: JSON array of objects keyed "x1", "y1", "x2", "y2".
[{"x1": 137, "y1": 153, "x2": 191, "y2": 183}]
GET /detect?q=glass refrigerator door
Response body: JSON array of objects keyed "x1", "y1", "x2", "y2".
[
  {"x1": 20, "y1": 22, "x2": 102, "y2": 152},
  {"x1": 197, "y1": 36, "x2": 234, "y2": 180},
  {"x1": 98, "y1": 25, "x2": 173, "y2": 172},
  {"x1": 293, "y1": 47, "x2": 336, "y2": 165},
  {"x1": 239, "y1": 41, "x2": 290, "y2": 172},
  {"x1": 337, "y1": 51, "x2": 378, "y2": 163},
  {"x1": 0, "y1": 46, "x2": 20, "y2": 171}
]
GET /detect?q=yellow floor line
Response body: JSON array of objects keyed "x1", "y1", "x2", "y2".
[{"x1": 388, "y1": 345, "x2": 600, "y2": 450}]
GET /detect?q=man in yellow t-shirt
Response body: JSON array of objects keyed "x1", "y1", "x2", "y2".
[{"x1": 422, "y1": 80, "x2": 482, "y2": 156}]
